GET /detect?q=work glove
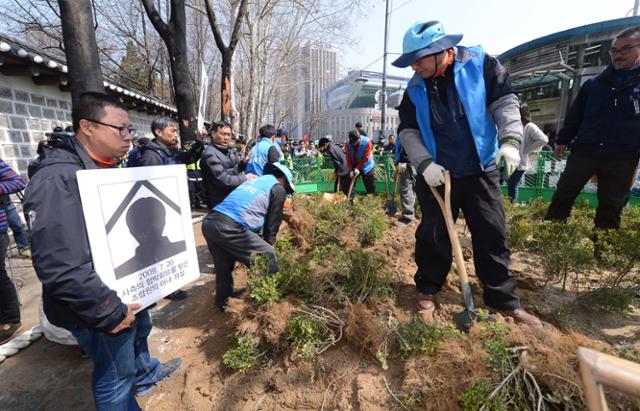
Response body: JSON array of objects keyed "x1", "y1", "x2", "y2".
[
  {"x1": 422, "y1": 162, "x2": 446, "y2": 186},
  {"x1": 495, "y1": 145, "x2": 521, "y2": 178},
  {"x1": 397, "y1": 162, "x2": 407, "y2": 173}
]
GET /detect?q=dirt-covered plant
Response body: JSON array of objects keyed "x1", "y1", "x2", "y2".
[
  {"x1": 249, "y1": 254, "x2": 282, "y2": 304},
  {"x1": 459, "y1": 380, "x2": 508, "y2": 411},
  {"x1": 503, "y1": 200, "x2": 534, "y2": 251},
  {"x1": 594, "y1": 207, "x2": 640, "y2": 287},
  {"x1": 309, "y1": 200, "x2": 349, "y2": 246},
  {"x1": 352, "y1": 195, "x2": 387, "y2": 247},
  {"x1": 531, "y1": 219, "x2": 594, "y2": 291},
  {"x1": 222, "y1": 334, "x2": 265, "y2": 373},
  {"x1": 396, "y1": 317, "x2": 460, "y2": 358},
  {"x1": 287, "y1": 311, "x2": 336, "y2": 359},
  {"x1": 343, "y1": 248, "x2": 396, "y2": 304}
]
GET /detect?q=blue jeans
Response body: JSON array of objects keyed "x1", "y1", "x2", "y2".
[
  {"x1": 507, "y1": 170, "x2": 526, "y2": 202},
  {"x1": 71, "y1": 310, "x2": 162, "y2": 411},
  {"x1": 6, "y1": 203, "x2": 28, "y2": 249}
]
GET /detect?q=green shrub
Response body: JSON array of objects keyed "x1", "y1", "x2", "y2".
[
  {"x1": 396, "y1": 317, "x2": 460, "y2": 358},
  {"x1": 343, "y1": 248, "x2": 396, "y2": 304},
  {"x1": 249, "y1": 272, "x2": 281, "y2": 304},
  {"x1": 356, "y1": 213, "x2": 387, "y2": 247},
  {"x1": 274, "y1": 236, "x2": 317, "y2": 302},
  {"x1": 459, "y1": 380, "x2": 508, "y2": 411},
  {"x1": 287, "y1": 312, "x2": 335, "y2": 359},
  {"x1": 531, "y1": 219, "x2": 594, "y2": 291},
  {"x1": 579, "y1": 287, "x2": 634, "y2": 315},
  {"x1": 222, "y1": 334, "x2": 263, "y2": 373}
]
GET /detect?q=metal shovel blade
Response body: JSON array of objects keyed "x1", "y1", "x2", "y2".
[{"x1": 453, "y1": 281, "x2": 494, "y2": 332}]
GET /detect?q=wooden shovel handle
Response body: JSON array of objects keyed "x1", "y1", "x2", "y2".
[
  {"x1": 323, "y1": 172, "x2": 335, "y2": 192},
  {"x1": 429, "y1": 171, "x2": 470, "y2": 285}
]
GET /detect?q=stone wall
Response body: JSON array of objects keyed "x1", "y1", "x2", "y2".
[{"x1": 0, "y1": 74, "x2": 157, "y2": 180}]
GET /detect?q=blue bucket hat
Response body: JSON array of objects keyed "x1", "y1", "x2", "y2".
[
  {"x1": 392, "y1": 20, "x2": 462, "y2": 68},
  {"x1": 264, "y1": 162, "x2": 296, "y2": 194}
]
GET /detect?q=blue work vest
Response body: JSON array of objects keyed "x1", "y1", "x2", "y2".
[
  {"x1": 348, "y1": 136, "x2": 375, "y2": 174},
  {"x1": 406, "y1": 45, "x2": 498, "y2": 168},
  {"x1": 246, "y1": 137, "x2": 283, "y2": 176},
  {"x1": 213, "y1": 175, "x2": 278, "y2": 232}
]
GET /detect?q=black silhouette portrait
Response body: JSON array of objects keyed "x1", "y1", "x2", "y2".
[{"x1": 114, "y1": 196, "x2": 186, "y2": 279}]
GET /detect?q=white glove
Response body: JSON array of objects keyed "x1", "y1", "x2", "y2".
[
  {"x1": 422, "y1": 162, "x2": 446, "y2": 186},
  {"x1": 397, "y1": 163, "x2": 407, "y2": 173},
  {"x1": 495, "y1": 145, "x2": 521, "y2": 177}
]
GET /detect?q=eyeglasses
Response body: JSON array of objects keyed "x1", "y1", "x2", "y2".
[
  {"x1": 86, "y1": 119, "x2": 136, "y2": 137},
  {"x1": 608, "y1": 43, "x2": 640, "y2": 56}
]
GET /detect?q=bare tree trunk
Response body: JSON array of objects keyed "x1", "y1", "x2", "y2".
[
  {"x1": 141, "y1": 0, "x2": 197, "y2": 142},
  {"x1": 204, "y1": 0, "x2": 248, "y2": 122},
  {"x1": 58, "y1": 0, "x2": 104, "y2": 123}
]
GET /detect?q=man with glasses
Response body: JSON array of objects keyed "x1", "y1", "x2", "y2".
[
  {"x1": 546, "y1": 27, "x2": 640, "y2": 230},
  {"x1": 24, "y1": 92, "x2": 181, "y2": 411}
]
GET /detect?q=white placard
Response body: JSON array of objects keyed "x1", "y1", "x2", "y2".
[{"x1": 77, "y1": 165, "x2": 199, "y2": 310}]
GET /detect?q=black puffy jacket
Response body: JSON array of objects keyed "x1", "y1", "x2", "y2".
[
  {"x1": 557, "y1": 65, "x2": 640, "y2": 157},
  {"x1": 201, "y1": 143, "x2": 247, "y2": 209},
  {"x1": 24, "y1": 137, "x2": 127, "y2": 331}
]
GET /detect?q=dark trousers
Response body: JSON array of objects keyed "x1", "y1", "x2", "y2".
[
  {"x1": 202, "y1": 212, "x2": 279, "y2": 307},
  {"x1": 545, "y1": 153, "x2": 640, "y2": 229},
  {"x1": 360, "y1": 170, "x2": 375, "y2": 194},
  {"x1": 414, "y1": 171, "x2": 519, "y2": 310},
  {"x1": 333, "y1": 174, "x2": 350, "y2": 195},
  {"x1": 507, "y1": 169, "x2": 526, "y2": 202},
  {"x1": 187, "y1": 170, "x2": 205, "y2": 208},
  {"x1": 0, "y1": 232, "x2": 19, "y2": 324}
]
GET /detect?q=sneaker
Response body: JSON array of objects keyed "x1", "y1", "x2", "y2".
[
  {"x1": 0, "y1": 323, "x2": 23, "y2": 345},
  {"x1": 17, "y1": 248, "x2": 31, "y2": 259},
  {"x1": 164, "y1": 290, "x2": 190, "y2": 301},
  {"x1": 135, "y1": 358, "x2": 183, "y2": 397},
  {"x1": 395, "y1": 217, "x2": 415, "y2": 226}
]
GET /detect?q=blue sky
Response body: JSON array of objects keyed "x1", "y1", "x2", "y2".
[{"x1": 342, "y1": 0, "x2": 636, "y2": 77}]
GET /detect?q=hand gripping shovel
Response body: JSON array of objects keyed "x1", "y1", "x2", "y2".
[
  {"x1": 384, "y1": 168, "x2": 399, "y2": 216},
  {"x1": 429, "y1": 170, "x2": 493, "y2": 331}
]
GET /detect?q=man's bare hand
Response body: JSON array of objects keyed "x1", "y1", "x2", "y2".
[
  {"x1": 109, "y1": 303, "x2": 141, "y2": 334},
  {"x1": 245, "y1": 173, "x2": 256, "y2": 180}
]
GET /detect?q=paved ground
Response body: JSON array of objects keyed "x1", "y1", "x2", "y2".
[{"x1": 0, "y1": 210, "x2": 210, "y2": 411}]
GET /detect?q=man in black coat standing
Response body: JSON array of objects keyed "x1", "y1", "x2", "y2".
[
  {"x1": 546, "y1": 27, "x2": 640, "y2": 229},
  {"x1": 318, "y1": 136, "x2": 350, "y2": 194},
  {"x1": 201, "y1": 121, "x2": 255, "y2": 209}
]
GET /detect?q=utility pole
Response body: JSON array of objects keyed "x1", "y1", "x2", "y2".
[{"x1": 380, "y1": 0, "x2": 391, "y2": 140}]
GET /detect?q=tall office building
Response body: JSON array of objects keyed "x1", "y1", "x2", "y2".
[{"x1": 283, "y1": 43, "x2": 337, "y2": 141}]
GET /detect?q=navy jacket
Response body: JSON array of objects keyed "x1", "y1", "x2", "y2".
[
  {"x1": 24, "y1": 137, "x2": 127, "y2": 332},
  {"x1": 324, "y1": 142, "x2": 349, "y2": 176},
  {"x1": 557, "y1": 64, "x2": 640, "y2": 157},
  {"x1": 201, "y1": 143, "x2": 247, "y2": 209},
  {"x1": 127, "y1": 138, "x2": 176, "y2": 167}
]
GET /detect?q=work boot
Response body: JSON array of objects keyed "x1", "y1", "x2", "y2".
[
  {"x1": 135, "y1": 358, "x2": 183, "y2": 397},
  {"x1": 416, "y1": 292, "x2": 436, "y2": 311},
  {"x1": 0, "y1": 323, "x2": 22, "y2": 345},
  {"x1": 500, "y1": 308, "x2": 542, "y2": 327},
  {"x1": 231, "y1": 287, "x2": 247, "y2": 299},
  {"x1": 395, "y1": 217, "x2": 415, "y2": 226}
]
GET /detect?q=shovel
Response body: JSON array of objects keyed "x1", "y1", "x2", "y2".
[
  {"x1": 429, "y1": 170, "x2": 493, "y2": 331},
  {"x1": 384, "y1": 168, "x2": 400, "y2": 216},
  {"x1": 346, "y1": 169, "x2": 360, "y2": 199}
]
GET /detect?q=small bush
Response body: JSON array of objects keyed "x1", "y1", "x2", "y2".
[
  {"x1": 222, "y1": 334, "x2": 263, "y2": 373},
  {"x1": 287, "y1": 312, "x2": 335, "y2": 359},
  {"x1": 459, "y1": 380, "x2": 508, "y2": 411},
  {"x1": 352, "y1": 195, "x2": 387, "y2": 247},
  {"x1": 531, "y1": 219, "x2": 594, "y2": 291},
  {"x1": 249, "y1": 272, "x2": 281, "y2": 304},
  {"x1": 396, "y1": 317, "x2": 460, "y2": 358},
  {"x1": 274, "y1": 236, "x2": 317, "y2": 302},
  {"x1": 343, "y1": 248, "x2": 396, "y2": 304},
  {"x1": 579, "y1": 287, "x2": 634, "y2": 315}
]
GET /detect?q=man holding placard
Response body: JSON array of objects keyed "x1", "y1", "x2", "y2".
[{"x1": 24, "y1": 93, "x2": 181, "y2": 411}]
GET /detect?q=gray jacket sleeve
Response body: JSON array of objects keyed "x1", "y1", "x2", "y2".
[
  {"x1": 398, "y1": 128, "x2": 433, "y2": 174},
  {"x1": 488, "y1": 94, "x2": 523, "y2": 149},
  {"x1": 202, "y1": 150, "x2": 246, "y2": 189}
]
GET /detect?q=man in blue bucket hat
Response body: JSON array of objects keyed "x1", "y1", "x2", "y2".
[{"x1": 394, "y1": 20, "x2": 541, "y2": 326}]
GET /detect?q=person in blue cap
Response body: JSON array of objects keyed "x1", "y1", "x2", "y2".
[
  {"x1": 246, "y1": 124, "x2": 283, "y2": 176},
  {"x1": 394, "y1": 20, "x2": 540, "y2": 326},
  {"x1": 201, "y1": 162, "x2": 295, "y2": 311}
]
